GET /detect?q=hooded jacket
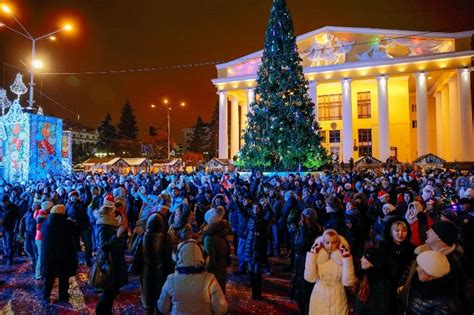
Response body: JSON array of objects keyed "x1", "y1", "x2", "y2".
[{"x1": 158, "y1": 240, "x2": 228, "y2": 315}]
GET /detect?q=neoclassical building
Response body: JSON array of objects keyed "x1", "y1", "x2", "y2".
[{"x1": 211, "y1": 26, "x2": 474, "y2": 163}]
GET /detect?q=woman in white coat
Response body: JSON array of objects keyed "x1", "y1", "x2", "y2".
[{"x1": 304, "y1": 229, "x2": 355, "y2": 315}]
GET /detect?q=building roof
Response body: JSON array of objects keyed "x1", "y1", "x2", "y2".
[{"x1": 123, "y1": 158, "x2": 151, "y2": 166}]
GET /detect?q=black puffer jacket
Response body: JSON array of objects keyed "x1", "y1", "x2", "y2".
[
  {"x1": 41, "y1": 213, "x2": 77, "y2": 277},
  {"x1": 244, "y1": 213, "x2": 269, "y2": 273},
  {"x1": 140, "y1": 213, "x2": 166, "y2": 309},
  {"x1": 96, "y1": 222, "x2": 128, "y2": 289}
]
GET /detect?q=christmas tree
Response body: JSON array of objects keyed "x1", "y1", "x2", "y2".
[
  {"x1": 238, "y1": 0, "x2": 329, "y2": 171},
  {"x1": 117, "y1": 100, "x2": 139, "y2": 139}
]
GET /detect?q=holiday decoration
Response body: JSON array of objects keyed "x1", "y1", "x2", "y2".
[
  {"x1": 238, "y1": 0, "x2": 329, "y2": 171},
  {"x1": 0, "y1": 73, "x2": 72, "y2": 182},
  {"x1": 0, "y1": 88, "x2": 12, "y2": 115}
]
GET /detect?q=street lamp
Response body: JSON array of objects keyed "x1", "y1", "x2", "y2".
[
  {"x1": 0, "y1": 4, "x2": 73, "y2": 111},
  {"x1": 150, "y1": 99, "x2": 186, "y2": 160}
]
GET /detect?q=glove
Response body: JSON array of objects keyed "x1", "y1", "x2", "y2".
[
  {"x1": 311, "y1": 242, "x2": 324, "y2": 253},
  {"x1": 339, "y1": 244, "x2": 351, "y2": 258}
]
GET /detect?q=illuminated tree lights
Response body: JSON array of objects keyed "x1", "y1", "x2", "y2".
[{"x1": 238, "y1": 0, "x2": 329, "y2": 171}]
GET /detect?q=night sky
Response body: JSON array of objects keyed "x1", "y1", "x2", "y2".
[{"x1": 1, "y1": 0, "x2": 473, "y2": 142}]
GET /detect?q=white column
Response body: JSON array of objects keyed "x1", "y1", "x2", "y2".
[
  {"x1": 448, "y1": 76, "x2": 460, "y2": 160},
  {"x1": 230, "y1": 96, "x2": 240, "y2": 159},
  {"x1": 441, "y1": 86, "x2": 451, "y2": 161},
  {"x1": 308, "y1": 80, "x2": 318, "y2": 121},
  {"x1": 376, "y1": 75, "x2": 390, "y2": 161},
  {"x1": 341, "y1": 78, "x2": 353, "y2": 162},
  {"x1": 240, "y1": 101, "x2": 248, "y2": 145},
  {"x1": 415, "y1": 72, "x2": 429, "y2": 157},
  {"x1": 218, "y1": 91, "x2": 228, "y2": 159},
  {"x1": 434, "y1": 92, "x2": 443, "y2": 157},
  {"x1": 457, "y1": 68, "x2": 473, "y2": 161},
  {"x1": 247, "y1": 88, "x2": 255, "y2": 113}
]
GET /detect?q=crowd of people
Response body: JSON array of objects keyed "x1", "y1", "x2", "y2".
[{"x1": 0, "y1": 164, "x2": 473, "y2": 315}]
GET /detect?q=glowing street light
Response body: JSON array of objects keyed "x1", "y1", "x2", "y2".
[
  {"x1": 150, "y1": 99, "x2": 186, "y2": 159},
  {"x1": 0, "y1": 4, "x2": 74, "y2": 111}
]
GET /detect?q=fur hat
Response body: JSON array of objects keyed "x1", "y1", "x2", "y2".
[
  {"x1": 41, "y1": 201, "x2": 54, "y2": 211},
  {"x1": 363, "y1": 247, "x2": 386, "y2": 267},
  {"x1": 50, "y1": 204, "x2": 66, "y2": 215},
  {"x1": 431, "y1": 221, "x2": 459, "y2": 246},
  {"x1": 204, "y1": 207, "x2": 225, "y2": 225},
  {"x1": 416, "y1": 250, "x2": 450, "y2": 278},
  {"x1": 103, "y1": 193, "x2": 115, "y2": 208},
  {"x1": 112, "y1": 187, "x2": 123, "y2": 198}
]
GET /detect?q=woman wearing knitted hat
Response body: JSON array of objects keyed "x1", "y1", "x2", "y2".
[
  {"x1": 354, "y1": 247, "x2": 392, "y2": 315},
  {"x1": 409, "y1": 250, "x2": 460, "y2": 314}
]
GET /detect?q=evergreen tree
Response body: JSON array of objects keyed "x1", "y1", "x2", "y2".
[
  {"x1": 97, "y1": 113, "x2": 117, "y2": 150},
  {"x1": 189, "y1": 116, "x2": 209, "y2": 154},
  {"x1": 117, "y1": 99, "x2": 139, "y2": 139},
  {"x1": 238, "y1": 0, "x2": 329, "y2": 171}
]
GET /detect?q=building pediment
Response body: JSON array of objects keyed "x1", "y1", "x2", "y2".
[{"x1": 218, "y1": 26, "x2": 472, "y2": 79}]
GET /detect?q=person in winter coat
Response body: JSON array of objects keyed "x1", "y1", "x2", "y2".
[
  {"x1": 323, "y1": 194, "x2": 346, "y2": 237},
  {"x1": 157, "y1": 239, "x2": 228, "y2": 315},
  {"x1": 66, "y1": 191, "x2": 92, "y2": 266},
  {"x1": 402, "y1": 221, "x2": 465, "y2": 314},
  {"x1": 409, "y1": 250, "x2": 458, "y2": 314},
  {"x1": 95, "y1": 204, "x2": 128, "y2": 315},
  {"x1": 379, "y1": 217, "x2": 415, "y2": 314},
  {"x1": 291, "y1": 208, "x2": 322, "y2": 315},
  {"x1": 140, "y1": 213, "x2": 167, "y2": 315},
  {"x1": 40, "y1": 205, "x2": 77, "y2": 303},
  {"x1": 236, "y1": 193, "x2": 253, "y2": 273},
  {"x1": 344, "y1": 200, "x2": 364, "y2": 258},
  {"x1": 34, "y1": 200, "x2": 53, "y2": 280},
  {"x1": 0, "y1": 194, "x2": 19, "y2": 266},
  {"x1": 245, "y1": 202, "x2": 271, "y2": 300},
  {"x1": 203, "y1": 207, "x2": 231, "y2": 293},
  {"x1": 354, "y1": 247, "x2": 392, "y2": 315},
  {"x1": 304, "y1": 229, "x2": 355, "y2": 315},
  {"x1": 18, "y1": 201, "x2": 40, "y2": 271},
  {"x1": 405, "y1": 201, "x2": 432, "y2": 246}
]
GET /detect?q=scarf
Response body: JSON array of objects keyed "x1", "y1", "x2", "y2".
[{"x1": 358, "y1": 273, "x2": 370, "y2": 303}]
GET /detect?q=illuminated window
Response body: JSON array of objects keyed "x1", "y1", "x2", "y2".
[
  {"x1": 358, "y1": 128, "x2": 372, "y2": 156},
  {"x1": 320, "y1": 130, "x2": 327, "y2": 143},
  {"x1": 357, "y1": 91, "x2": 371, "y2": 119},
  {"x1": 318, "y1": 94, "x2": 342, "y2": 121},
  {"x1": 329, "y1": 130, "x2": 340, "y2": 143}
]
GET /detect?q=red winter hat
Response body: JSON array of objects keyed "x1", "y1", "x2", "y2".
[
  {"x1": 103, "y1": 193, "x2": 115, "y2": 207},
  {"x1": 378, "y1": 191, "x2": 389, "y2": 199},
  {"x1": 68, "y1": 190, "x2": 79, "y2": 198}
]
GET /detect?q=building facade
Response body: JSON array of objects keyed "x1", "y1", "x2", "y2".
[{"x1": 212, "y1": 26, "x2": 474, "y2": 163}]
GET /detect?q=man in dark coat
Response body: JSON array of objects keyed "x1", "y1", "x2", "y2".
[
  {"x1": 66, "y1": 190, "x2": 92, "y2": 266},
  {"x1": 140, "y1": 212, "x2": 166, "y2": 315},
  {"x1": 41, "y1": 204, "x2": 77, "y2": 302},
  {"x1": 0, "y1": 194, "x2": 19, "y2": 266}
]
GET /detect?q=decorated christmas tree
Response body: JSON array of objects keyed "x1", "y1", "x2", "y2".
[{"x1": 238, "y1": 0, "x2": 329, "y2": 171}]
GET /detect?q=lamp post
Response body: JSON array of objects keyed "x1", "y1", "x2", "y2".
[
  {"x1": 151, "y1": 99, "x2": 185, "y2": 160},
  {"x1": 0, "y1": 4, "x2": 72, "y2": 111}
]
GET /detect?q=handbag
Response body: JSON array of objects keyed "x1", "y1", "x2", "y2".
[{"x1": 88, "y1": 250, "x2": 113, "y2": 290}]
